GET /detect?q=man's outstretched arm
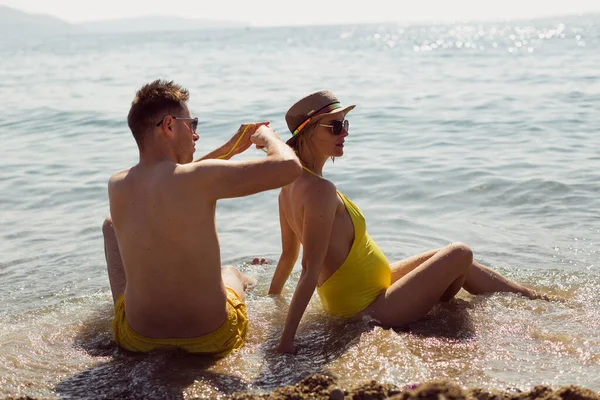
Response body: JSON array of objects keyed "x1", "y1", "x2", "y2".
[
  {"x1": 194, "y1": 122, "x2": 268, "y2": 162},
  {"x1": 186, "y1": 125, "x2": 302, "y2": 200}
]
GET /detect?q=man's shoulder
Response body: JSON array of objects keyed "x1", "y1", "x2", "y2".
[
  {"x1": 108, "y1": 168, "x2": 131, "y2": 186},
  {"x1": 107, "y1": 168, "x2": 137, "y2": 201}
]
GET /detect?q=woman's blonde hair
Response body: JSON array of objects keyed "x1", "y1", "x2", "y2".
[
  {"x1": 289, "y1": 122, "x2": 334, "y2": 167},
  {"x1": 289, "y1": 122, "x2": 315, "y2": 160}
]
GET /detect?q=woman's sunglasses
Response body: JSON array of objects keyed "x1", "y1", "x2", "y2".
[
  {"x1": 156, "y1": 115, "x2": 199, "y2": 133},
  {"x1": 319, "y1": 119, "x2": 349, "y2": 136}
]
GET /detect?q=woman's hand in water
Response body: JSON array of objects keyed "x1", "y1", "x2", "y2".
[{"x1": 277, "y1": 339, "x2": 297, "y2": 354}]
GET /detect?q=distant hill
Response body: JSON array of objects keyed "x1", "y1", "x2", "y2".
[
  {"x1": 81, "y1": 16, "x2": 249, "y2": 33},
  {"x1": 0, "y1": 5, "x2": 249, "y2": 39},
  {"x1": 0, "y1": 5, "x2": 81, "y2": 38}
]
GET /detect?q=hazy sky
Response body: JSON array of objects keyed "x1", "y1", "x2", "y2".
[{"x1": 2, "y1": 0, "x2": 600, "y2": 26}]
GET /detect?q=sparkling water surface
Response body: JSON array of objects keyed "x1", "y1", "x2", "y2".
[{"x1": 1, "y1": 15, "x2": 599, "y2": 399}]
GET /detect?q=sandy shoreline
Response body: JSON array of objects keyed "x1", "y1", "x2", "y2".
[
  {"x1": 3, "y1": 373, "x2": 600, "y2": 399},
  {"x1": 231, "y1": 374, "x2": 600, "y2": 400}
]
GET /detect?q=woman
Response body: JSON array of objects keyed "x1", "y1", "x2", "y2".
[{"x1": 268, "y1": 90, "x2": 545, "y2": 354}]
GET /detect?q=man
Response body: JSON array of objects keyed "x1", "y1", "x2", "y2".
[{"x1": 102, "y1": 80, "x2": 301, "y2": 356}]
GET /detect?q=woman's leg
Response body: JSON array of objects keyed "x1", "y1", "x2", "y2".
[
  {"x1": 389, "y1": 249, "x2": 440, "y2": 282},
  {"x1": 366, "y1": 243, "x2": 473, "y2": 327},
  {"x1": 390, "y1": 248, "x2": 539, "y2": 300},
  {"x1": 462, "y1": 260, "x2": 536, "y2": 298}
]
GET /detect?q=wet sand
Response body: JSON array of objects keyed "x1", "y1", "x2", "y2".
[
  {"x1": 231, "y1": 374, "x2": 600, "y2": 400},
  {"x1": 3, "y1": 373, "x2": 599, "y2": 399}
]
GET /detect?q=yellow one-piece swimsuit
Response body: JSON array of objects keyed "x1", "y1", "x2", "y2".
[{"x1": 303, "y1": 166, "x2": 391, "y2": 318}]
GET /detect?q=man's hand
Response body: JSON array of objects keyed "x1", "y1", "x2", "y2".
[
  {"x1": 251, "y1": 125, "x2": 281, "y2": 150},
  {"x1": 222, "y1": 122, "x2": 269, "y2": 159}
]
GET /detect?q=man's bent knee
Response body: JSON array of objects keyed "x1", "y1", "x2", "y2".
[
  {"x1": 221, "y1": 266, "x2": 246, "y2": 301},
  {"x1": 222, "y1": 265, "x2": 242, "y2": 278},
  {"x1": 222, "y1": 266, "x2": 246, "y2": 286}
]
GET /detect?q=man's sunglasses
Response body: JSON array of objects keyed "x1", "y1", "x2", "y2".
[
  {"x1": 156, "y1": 116, "x2": 199, "y2": 133},
  {"x1": 319, "y1": 119, "x2": 349, "y2": 136}
]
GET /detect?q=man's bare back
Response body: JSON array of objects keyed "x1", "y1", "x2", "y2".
[
  {"x1": 104, "y1": 80, "x2": 301, "y2": 353},
  {"x1": 109, "y1": 161, "x2": 231, "y2": 338}
]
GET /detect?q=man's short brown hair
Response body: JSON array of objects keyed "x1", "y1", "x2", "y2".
[{"x1": 127, "y1": 80, "x2": 190, "y2": 148}]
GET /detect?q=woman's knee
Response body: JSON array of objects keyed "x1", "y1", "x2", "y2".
[{"x1": 444, "y1": 242, "x2": 473, "y2": 268}]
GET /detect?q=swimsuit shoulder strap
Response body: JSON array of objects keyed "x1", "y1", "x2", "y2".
[
  {"x1": 302, "y1": 165, "x2": 366, "y2": 232},
  {"x1": 302, "y1": 165, "x2": 322, "y2": 178},
  {"x1": 336, "y1": 191, "x2": 366, "y2": 236}
]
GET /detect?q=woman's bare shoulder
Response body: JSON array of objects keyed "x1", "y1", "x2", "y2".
[
  {"x1": 279, "y1": 175, "x2": 338, "y2": 208},
  {"x1": 302, "y1": 177, "x2": 338, "y2": 207}
]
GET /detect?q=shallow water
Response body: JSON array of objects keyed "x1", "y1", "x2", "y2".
[{"x1": 1, "y1": 14, "x2": 599, "y2": 399}]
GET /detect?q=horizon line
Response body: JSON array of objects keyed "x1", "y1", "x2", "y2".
[{"x1": 2, "y1": 4, "x2": 599, "y2": 29}]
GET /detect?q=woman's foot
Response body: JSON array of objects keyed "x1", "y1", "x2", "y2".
[{"x1": 524, "y1": 288, "x2": 565, "y2": 302}]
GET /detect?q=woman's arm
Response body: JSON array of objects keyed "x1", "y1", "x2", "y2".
[
  {"x1": 269, "y1": 194, "x2": 301, "y2": 295},
  {"x1": 277, "y1": 180, "x2": 338, "y2": 353}
]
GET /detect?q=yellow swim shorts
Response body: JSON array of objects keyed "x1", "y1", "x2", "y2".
[{"x1": 112, "y1": 287, "x2": 248, "y2": 357}]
